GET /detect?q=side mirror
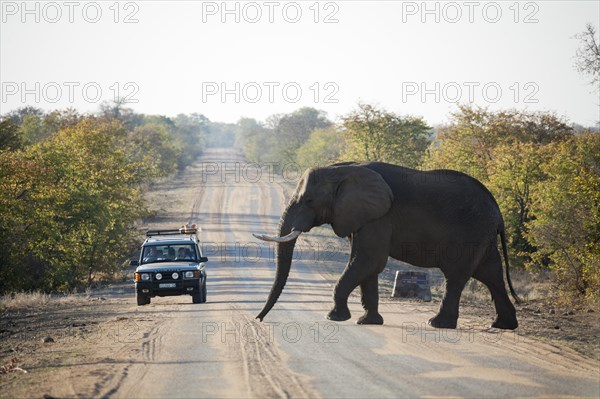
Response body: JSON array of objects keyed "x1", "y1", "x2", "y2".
[
  {"x1": 199, "y1": 257, "x2": 208, "y2": 263},
  {"x1": 129, "y1": 259, "x2": 139, "y2": 267}
]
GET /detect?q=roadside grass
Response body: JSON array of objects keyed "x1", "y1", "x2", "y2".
[
  {"x1": 459, "y1": 269, "x2": 550, "y2": 303},
  {"x1": 0, "y1": 290, "x2": 93, "y2": 313},
  {"x1": 0, "y1": 291, "x2": 51, "y2": 311},
  {"x1": 0, "y1": 268, "x2": 134, "y2": 314},
  {"x1": 380, "y1": 262, "x2": 556, "y2": 306}
]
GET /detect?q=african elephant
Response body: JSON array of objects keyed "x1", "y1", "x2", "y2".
[{"x1": 254, "y1": 162, "x2": 520, "y2": 330}]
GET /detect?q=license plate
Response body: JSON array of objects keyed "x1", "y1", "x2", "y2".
[{"x1": 159, "y1": 283, "x2": 176, "y2": 288}]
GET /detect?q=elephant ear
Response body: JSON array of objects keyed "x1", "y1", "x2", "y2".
[{"x1": 331, "y1": 166, "x2": 393, "y2": 238}]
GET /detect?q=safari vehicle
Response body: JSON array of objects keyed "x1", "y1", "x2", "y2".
[{"x1": 131, "y1": 224, "x2": 208, "y2": 306}]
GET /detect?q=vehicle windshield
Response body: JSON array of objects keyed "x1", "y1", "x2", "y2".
[{"x1": 141, "y1": 244, "x2": 197, "y2": 264}]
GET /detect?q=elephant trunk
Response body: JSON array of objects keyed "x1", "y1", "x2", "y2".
[{"x1": 256, "y1": 210, "x2": 298, "y2": 321}]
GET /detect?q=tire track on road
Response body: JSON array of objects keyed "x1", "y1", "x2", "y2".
[
  {"x1": 236, "y1": 310, "x2": 314, "y2": 399},
  {"x1": 99, "y1": 319, "x2": 169, "y2": 398},
  {"x1": 210, "y1": 160, "x2": 317, "y2": 398}
]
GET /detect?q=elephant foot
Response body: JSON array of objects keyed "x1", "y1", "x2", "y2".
[
  {"x1": 327, "y1": 306, "x2": 351, "y2": 322},
  {"x1": 428, "y1": 314, "x2": 457, "y2": 329},
  {"x1": 357, "y1": 311, "x2": 384, "y2": 325},
  {"x1": 491, "y1": 317, "x2": 518, "y2": 330}
]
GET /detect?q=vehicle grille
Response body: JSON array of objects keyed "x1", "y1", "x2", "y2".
[{"x1": 153, "y1": 272, "x2": 182, "y2": 281}]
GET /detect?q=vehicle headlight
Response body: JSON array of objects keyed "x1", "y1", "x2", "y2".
[
  {"x1": 136, "y1": 273, "x2": 151, "y2": 281},
  {"x1": 155, "y1": 273, "x2": 163, "y2": 280},
  {"x1": 184, "y1": 271, "x2": 200, "y2": 278},
  {"x1": 172, "y1": 272, "x2": 179, "y2": 279}
]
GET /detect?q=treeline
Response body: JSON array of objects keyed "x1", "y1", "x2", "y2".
[
  {"x1": 0, "y1": 104, "x2": 222, "y2": 293},
  {"x1": 1, "y1": 102, "x2": 598, "y2": 304},
  {"x1": 234, "y1": 104, "x2": 599, "y2": 305},
  {"x1": 235, "y1": 104, "x2": 432, "y2": 169}
]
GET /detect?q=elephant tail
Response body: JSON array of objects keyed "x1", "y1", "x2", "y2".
[{"x1": 499, "y1": 228, "x2": 521, "y2": 304}]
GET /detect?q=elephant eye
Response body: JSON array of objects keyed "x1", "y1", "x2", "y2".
[{"x1": 305, "y1": 198, "x2": 314, "y2": 206}]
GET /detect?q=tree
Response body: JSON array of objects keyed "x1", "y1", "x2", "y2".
[
  {"x1": 425, "y1": 105, "x2": 572, "y2": 181},
  {"x1": 17, "y1": 114, "x2": 47, "y2": 145},
  {"x1": 0, "y1": 117, "x2": 150, "y2": 293},
  {"x1": 296, "y1": 126, "x2": 343, "y2": 169},
  {"x1": 234, "y1": 108, "x2": 333, "y2": 170},
  {"x1": 2, "y1": 106, "x2": 45, "y2": 126},
  {"x1": 0, "y1": 150, "x2": 50, "y2": 292},
  {"x1": 425, "y1": 106, "x2": 495, "y2": 181},
  {"x1": 424, "y1": 105, "x2": 573, "y2": 266},
  {"x1": 574, "y1": 23, "x2": 600, "y2": 91},
  {"x1": 1, "y1": 107, "x2": 83, "y2": 146},
  {"x1": 99, "y1": 99, "x2": 145, "y2": 130},
  {"x1": 341, "y1": 103, "x2": 431, "y2": 168},
  {"x1": 172, "y1": 113, "x2": 207, "y2": 168},
  {"x1": 0, "y1": 119, "x2": 23, "y2": 151},
  {"x1": 28, "y1": 117, "x2": 147, "y2": 291},
  {"x1": 527, "y1": 133, "x2": 600, "y2": 304},
  {"x1": 487, "y1": 142, "x2": 547, "y2": 258},
  {"x1": 42, "y1": 108, "x2": 82, "y2": 134},
  {"x1": 128, "y1": 123, "x2": 180, "y2": 177},
  {"x1": 273, "y1": 107, "x2": 332, "y2": 164},
  {"x1": 235, "y1": 118, "x2": 273, "y2": 163}
]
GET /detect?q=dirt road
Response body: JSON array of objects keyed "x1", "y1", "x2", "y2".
[{"x1": 3, "y1": 148, "x2": 597, "y2": 398}]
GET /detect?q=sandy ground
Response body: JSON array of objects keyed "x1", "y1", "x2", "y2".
[{"x1": 1, "y1": 148, "x2": 598, "y2": 398}]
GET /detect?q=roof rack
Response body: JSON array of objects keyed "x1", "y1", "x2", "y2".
[{"x1": 146, "y1": 224, "x2": 200, "y2": 237}]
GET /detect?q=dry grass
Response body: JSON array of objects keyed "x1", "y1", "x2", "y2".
[
  {"x1": 0, "y1": 290, "x2": 91, "y2": 312},
  {"x1": 378, "y1": 262, "x2": 559, "y2": 307},
  {"x1": 510, "y1": 268, "x2": 555, "y2": 302},
  {"x1": 0, "y1": 291, "x2": 51, "y2": 311},
  {"x1": 440, "y1": 268, "x2": 556, "y2": 304}
]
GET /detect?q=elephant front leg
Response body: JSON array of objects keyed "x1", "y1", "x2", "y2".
[
  {"x1": 327, "y1": 270, "x2": 354, "y2": 322},
  {"x1": 327, "y1": 219, "x2": 391, "y2": 323},
  {"x1": 357, "y1": 275, "x2": 384, "y2": 325}
]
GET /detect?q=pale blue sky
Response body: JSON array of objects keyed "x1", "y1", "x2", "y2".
[{"x1": 1, "y1": 1, "x2": 599, "y2": 126}]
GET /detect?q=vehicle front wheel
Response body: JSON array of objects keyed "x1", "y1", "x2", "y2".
[
  {"x1": 192, "y1": 280, "x2": 207, "y2": 304},
  {"x1": 137, "y1": 292, "x2": 150, "y2": 306},
  {"x1": 192, "y1": 291, "x2": 202, "y2": 304},
  {"x1": 201, "y1": 280, "x2": 207, "y2": 303}
]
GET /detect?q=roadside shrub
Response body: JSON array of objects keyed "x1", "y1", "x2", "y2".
[{"x1": 527, "y1": 133, "x2": 600, "y2": 305}]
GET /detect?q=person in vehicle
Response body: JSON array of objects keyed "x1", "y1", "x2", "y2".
[
  {"x1": 143, "y1": 246, "x2": 161, "y2": 263},
  {"x1": 177, "y1": 247, "x2": 193, "y2": 260}
]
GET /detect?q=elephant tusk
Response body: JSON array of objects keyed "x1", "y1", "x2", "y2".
[{"x1": 253, "y1": 230, "x2": 302, "y2": 243}]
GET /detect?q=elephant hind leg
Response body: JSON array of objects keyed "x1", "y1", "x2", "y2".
[
  {"x1": 472, "y1": 249, "x2": 518, "y2": 330},
  {"x1": 429, "y1": 274, "x2": 469, "y2": 329}
]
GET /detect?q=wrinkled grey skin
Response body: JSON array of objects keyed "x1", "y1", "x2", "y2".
[{"x1": 256, "y1": 162, "x2": 519, "y2": 329}]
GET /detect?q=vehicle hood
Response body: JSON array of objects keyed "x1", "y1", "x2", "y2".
[{"x1": 136, "y1": 262, "x2": 201, "y2": 272}]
